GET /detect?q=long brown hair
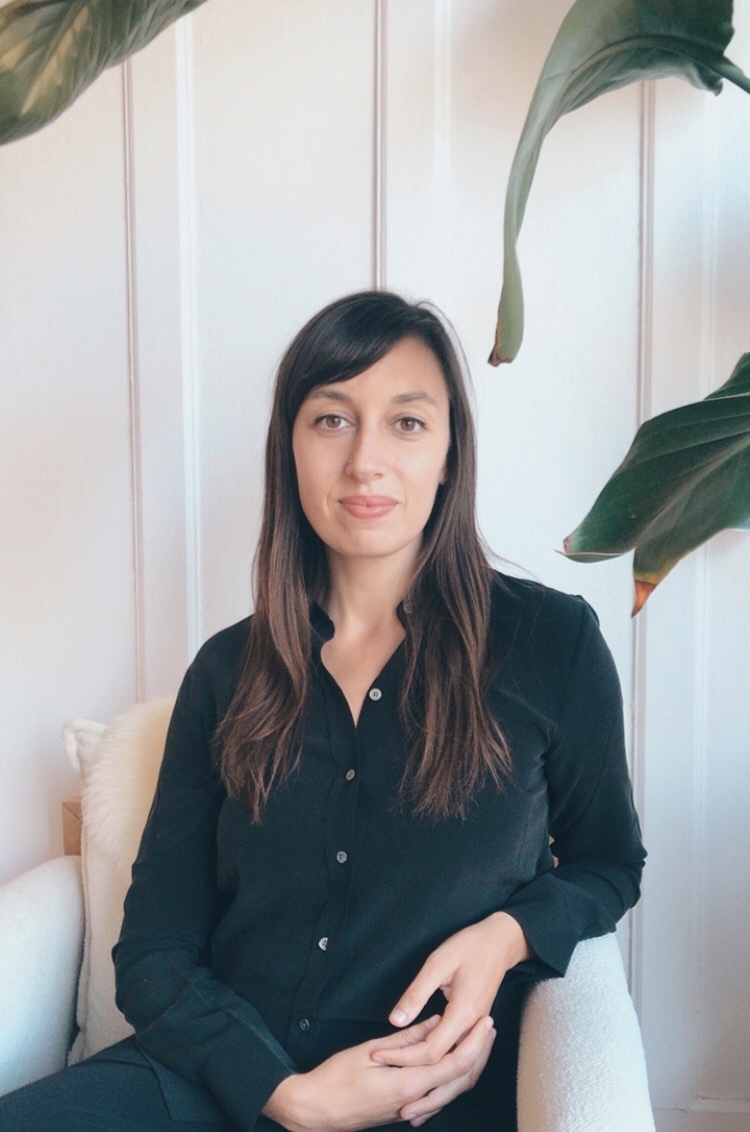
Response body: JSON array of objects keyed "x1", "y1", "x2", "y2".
[{"x1": 218, "y1": 291, "x2": 509, "y2": 820}]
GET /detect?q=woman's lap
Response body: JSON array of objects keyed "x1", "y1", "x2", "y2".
[
  {"x1": 0, "y1": 1021, "x2": 518, "y2": 1132},
  {"x1": 0, "y1": 1039, "x2": 233, "y2": 1131}
]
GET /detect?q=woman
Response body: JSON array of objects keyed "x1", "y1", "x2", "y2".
[{"x1": 0, "y1": 291, "x2": 645, "y2": 1131}]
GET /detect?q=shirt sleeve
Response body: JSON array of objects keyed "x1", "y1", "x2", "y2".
[
  {"x1": 113, "y1": 658, "x2": 296, "y2": 1132},
  {"x1": 501, "y1": 598, "x2": 646, "y2": 978}
]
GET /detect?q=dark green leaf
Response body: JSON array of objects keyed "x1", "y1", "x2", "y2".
[
  {"x1": 490, "y1": 0, "x2": 750, "y2": 365},
  {"x1": 563, "y1": 353, "x2": 750, "y2": 613},
  {"x1": 0, "y1": 0, "x2": 209, "y2": 145}
]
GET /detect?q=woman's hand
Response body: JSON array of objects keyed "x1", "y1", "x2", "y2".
[
  {"x1": 262, "y1": 1014, "x2": 496, "y2": 1131},
  {"x1": 371, "y1": 912, "x2": 532, "y2": 1077}
]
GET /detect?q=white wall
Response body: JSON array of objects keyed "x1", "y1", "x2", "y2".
[{"x1": 1, "y1": 1, "x2": 748, "y2": 1125}]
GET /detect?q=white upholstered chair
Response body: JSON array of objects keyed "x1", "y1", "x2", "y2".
[{"x1": 0, "y1": 699, "x2": 655, "y2": 1131}]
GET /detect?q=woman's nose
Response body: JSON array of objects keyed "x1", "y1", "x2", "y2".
[{"x1": 346, "y1": 427, "x2": 385, "y2": 480}]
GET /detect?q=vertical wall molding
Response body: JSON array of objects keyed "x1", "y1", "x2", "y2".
[
  {"x1": 693, "y1": 84, "x2": 721, "y2": 1115},
  {"x1": 123, "y1": 58, "x2": 146, "y2": 702},
  {"x1": 431, "y1": 0, "x2": 452, "y2": 302},
  {"x1": 373, "y1": 0, "x2": 388, "y2": 289},
  {"x1": 636, "y1": 80, "x2": 656, "y2": 432},
  {"x1": 175, "y1": 17, "x2": 203, "y2": 657},
  {"x1": 628, "y1": 78, "x2": 656, "y2": 1011}
]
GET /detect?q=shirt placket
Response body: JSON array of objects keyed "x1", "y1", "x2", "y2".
[{"x1": 285, "y1": 663, "x2": 362, "y2": 1062}]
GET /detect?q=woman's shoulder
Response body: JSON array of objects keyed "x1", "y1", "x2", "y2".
[
  {"x1": 488, "y1": 571, "x2": 601, "y2": 664},
  {"x1": 194, "y1": 616, "x2": 252, "y2": 661},
  {"x1": 490, "y1": 570, "x2": 595, "y2": 622},
  {"x1": 187, "y1": 616, "x2": 252, "y2": 701}
]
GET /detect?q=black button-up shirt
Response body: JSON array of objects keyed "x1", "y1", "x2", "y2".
[{"x1": 114, "y1": 575, "x2": 646, "y2": 1131}]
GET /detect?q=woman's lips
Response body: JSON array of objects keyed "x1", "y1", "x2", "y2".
[{"x1": 339, "y1": 495, "x2": 398, "y2": 519}]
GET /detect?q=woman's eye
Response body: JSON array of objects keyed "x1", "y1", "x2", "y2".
[
  {"x1": 396, "y1": 417, "x2": 424, "y2": 433},
  {"x1": 317, "y1": 414, "x2": 347, "y2": 430}
]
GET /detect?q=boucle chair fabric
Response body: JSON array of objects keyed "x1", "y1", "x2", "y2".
[
  {"x1": 518, "y1": 933, "x2": 655, "y2": 1131},
  {"x1": 0, "y1": 855, "x2": 83, "y2": 1096}
]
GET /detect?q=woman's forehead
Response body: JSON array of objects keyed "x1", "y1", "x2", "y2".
[{"x1": 300, "y1": 339, "x2": 449, "y2": 405}]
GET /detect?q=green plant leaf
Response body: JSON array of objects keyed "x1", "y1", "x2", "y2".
[
  {"x1": 0, "y1": 0, "x2": 208, "y2": 145},
  {"x1": 490, "y1": 0, "x2": 750, "y2": 366},
  {"x1": 563, "y1": 354, "x2": 750, "y2": 613}
]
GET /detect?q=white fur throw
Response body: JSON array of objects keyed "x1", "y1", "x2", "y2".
[{"x1": 63, "y1": 698, "x2": 175, "y2": 1062}]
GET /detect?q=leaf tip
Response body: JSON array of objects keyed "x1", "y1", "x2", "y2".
[
  {"x1": 487, "y1": 346, "x2": 513, "y2": 367},
  {"x1": 631, "y1": 580, "x2": 656, "y2": 617}
]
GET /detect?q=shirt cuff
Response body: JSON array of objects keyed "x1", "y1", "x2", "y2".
[
  {"x1": 201, "y1": 1019, "x2": 297, "y2": 1131},
  {"x1": 502, "y1": 872, "x2": 616, "y2": 979}
]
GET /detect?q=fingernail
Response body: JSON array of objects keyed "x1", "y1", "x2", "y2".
[
  {"x1": 391, "y1": 1009, "x2": 408, "y2": 1025},
  {"x1": 425, "y1": 1015, "x2": 440, "y2": 1029},
  {"x1": 372, "y1": 1055, "x2": 386, "y2": 1064},
  {"x1": 484, "y1": 1017, "x2": 495, "y2": 1031}
]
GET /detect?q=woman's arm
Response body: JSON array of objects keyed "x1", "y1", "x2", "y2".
[
  {"x1": 499, "y1": 597, "x2": 646, "y2": 977},
  {"x1": 113, "y1": 658, "x2": 296, "y2": 1132},
  {"x1": 373, "y1": 595, "x2": 645, "y2": 1082}
]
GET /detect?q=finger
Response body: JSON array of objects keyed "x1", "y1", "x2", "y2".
[
  {"x1": 368, "y1": 1014, "x2": 441, "y2": 1056},
  {"x1": 397, "y1": 1016, "x2": 495, "y2": 1101},
  {"x1": 420, "y1": 990, "x2": 484, "y2": 1058},
  {"x1": 389, "y1": 953, "x2": 453, "y2": 1028},
  {"x1": 411, "y1": 1110, "x2": 440, "y2": 1127},
  {"x1": 406, "y1": 1075, "x2": 471, "y2": 1127},
  {"x1": 430, "y1": 1014, "x2": 495, "y2": 1086},
  {"x1": 408, "y1": 1093, "x2": 448, "y2": 1127},
  {"x1": 374, "y1": 996, "x2": 480, "y2": 1067},
  {"x1": 404, "y1": 1089, "x2": 452, "y2": 1126},
  {"x1": 400, "y1": 1021, "x2": 496, "y2": 1122}
]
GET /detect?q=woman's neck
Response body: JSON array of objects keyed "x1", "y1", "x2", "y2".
[
  {"x1": 321, "y1": 555, "x2": 412, "y2": 725},
  {"x1": 324, "y1": 553, "x2": 414, "y2": 635}
]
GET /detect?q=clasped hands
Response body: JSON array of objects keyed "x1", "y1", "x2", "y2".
[{"x1": 263, "y1": 911, "x2": 531, "y2": 1131}]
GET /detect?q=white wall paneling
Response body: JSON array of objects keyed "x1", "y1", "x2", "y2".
[
  {"x1": 0, "y1": 70, "x2": 137, "y2": 880},
  {"x1": 1, "y1": 2, "x2": 748, "y2": 1119},
  {"x1": 187, "y1": 0, "x2": 377, "y2": 638},
  {"x1": 127, "y1": 24, "x2": 201, "y2": 693},
  {"x1": 373, "y1": 0, "x2": 388, "y2": 289},
  {"x1": 640, "y1": 5, "x2": 750, "y2": 1124}
]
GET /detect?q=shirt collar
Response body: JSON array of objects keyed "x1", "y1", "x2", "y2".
[
  {"x1": 310, "y1": 601, "x2": 335, "y2": 647},
  {"x1": 310, "y1": 600, "x2": 410, "y2": 648}
]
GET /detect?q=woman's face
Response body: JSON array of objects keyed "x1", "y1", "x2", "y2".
[{"x1": 292, "y1": 337, "x2": 451, "y2": 574}]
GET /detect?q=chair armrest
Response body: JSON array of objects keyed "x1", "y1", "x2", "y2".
[
  {"x1": 0, "y1": 856, "x2": 84, "y2": 1097},
  {"x1": 517, "y1": 934, "x2": 655, "y2": 1132}
]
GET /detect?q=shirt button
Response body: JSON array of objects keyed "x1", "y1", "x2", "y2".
[
  {"x1": 336, "y1": 850, "x2": 348, "y2": 864},
  {"x1": 318, "y1": 937, "x2": 329, "y2": 951},
  {"x1": 299, "y1": 1018, "x2": 310, "y2": 1032},
  {"x1": 368, "y1": 687, "x2": 382, "y2": 701},
  {"x1": 345, "y1": 769, "x2": 356, "y2": 781}
]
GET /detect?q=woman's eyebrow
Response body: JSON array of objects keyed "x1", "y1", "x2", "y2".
[
  {"x1": 391, "y1": 391, "x2": 440, "y2": 407},
  {"x1": 306, "y1": 388, "x2": 439, "y2": 407},
  {"x1": 306, "y1": 388, "x2": 352, "y2": 403}
]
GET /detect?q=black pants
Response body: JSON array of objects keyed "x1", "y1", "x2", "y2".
[
  {"x1": 0, "y1": 1040, "x2": 234, "y2": 1131},
  {"x1": 0, "y1": 1026, "x2": 518, "y2": 1131}
]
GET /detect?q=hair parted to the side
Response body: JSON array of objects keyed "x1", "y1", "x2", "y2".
[{"x1": 217, "y1": 290, "x2": 510, "y2": 821}]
